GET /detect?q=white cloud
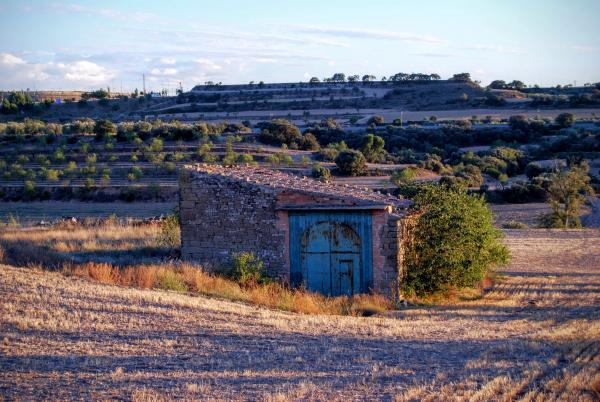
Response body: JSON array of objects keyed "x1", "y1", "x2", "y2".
[
  {"x1": 255, "y1": 58, "x2": 278, "y2": 64},
  {"x1": 160, "y1": 57, "x2": 177, "y2": 65},
  {"x1": 0, "y1": 53, "x2": 26, "y2": 66},
  {"x1": 60, "y1": 61, "x2": 114, "y2": 83},
  {"x1": 289, "y1": 25, "x2": 443, "y2": 44},
  {"x1": 464, "y1": 44, "x2": 525, "y2": 54},
  {"x1": 150, "y1": 67, "x2": 178, "y2": 76},
  {"x1": 51, "y1": 2, "x2": 163, "y2": 23},
  {"x1": 0, "y1": 54, "x2": 115, "y2": 89},
  {"x1": 195, "y1": 58, "x2": 222, "y2": 72},
  {"x1": 409, "y1": 52, "x2": 454, "y2": 58}
]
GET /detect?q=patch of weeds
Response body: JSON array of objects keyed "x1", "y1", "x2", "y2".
[
  {"x1": 229, "y1": 251, "x2": 269, "y2": 286},
  {"x1": 156, "y1": 269, "x2": 188, "y2": 292}
]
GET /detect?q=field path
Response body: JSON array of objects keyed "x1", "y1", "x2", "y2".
[{"x1": 0, "y1": 230, "x2": 599, "y2": 400}]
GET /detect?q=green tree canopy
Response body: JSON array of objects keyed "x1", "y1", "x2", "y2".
[
  {"x1": 94, "y1": 119, "x2": 116, "y2": 141},
  {"x1": 360, "y1": 134, "x2": 385, "y2": 162},
  {"x1": 545, "y1": 163, "x2": 594, "y2": 228},
  {"x1": 555, "y1": 112, "x2": 575, "y2": 128},
  {"x1": 335, "y1": 149, "x2": 368, "y2": 176}
]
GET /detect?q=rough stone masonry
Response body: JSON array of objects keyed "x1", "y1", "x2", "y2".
[{"x1": 179, "y1": 164, "x2": 416, "y2": 298}]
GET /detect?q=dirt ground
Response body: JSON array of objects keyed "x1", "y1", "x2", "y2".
[{"x1": 1, "y1": 230, "x2": 599, "y2": 401}]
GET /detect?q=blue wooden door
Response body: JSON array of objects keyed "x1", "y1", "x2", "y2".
[
  {"x1": 303, "y1": 222, "x2": 332, "y2": 293},
  {"x1": 289, "y1": 211, "x2": 372, "y2": 296}
]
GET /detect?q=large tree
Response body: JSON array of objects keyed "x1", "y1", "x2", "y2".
[
  {"x1": 331, "y1": 73, "x2": 346, "y2": 83},
  {"x1": 450, "y1": 73, "x2": 472, "y2": 82},
  {"x1": 362, "y1": 74, "x2": 376, "y2": 82},
  {"x1": 488, "y1": 80, "x2": 507, "y2": 89},
  {"x1": 507, "y1": 80, "x2": 526, "y2": 90}
]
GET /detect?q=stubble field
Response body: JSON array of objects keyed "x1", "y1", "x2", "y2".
[{"x1": 0, "y1": 229, "x2": 599, "y2": 401}]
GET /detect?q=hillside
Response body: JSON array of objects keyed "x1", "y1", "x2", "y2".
[
  {"x1": 1, "y1": 230, "x2": 598, "y2": 400},
  {"x1": 4, "y1": 80, "x2": 598, "y2": 124}
]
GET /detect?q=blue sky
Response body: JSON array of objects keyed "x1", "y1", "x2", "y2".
[{"x1": 0, "y1": 0, "x2": 599, "y2": 92}]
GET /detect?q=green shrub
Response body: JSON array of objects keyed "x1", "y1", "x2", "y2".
[
  {"x1": 391, "y1": 167, "x2": 417, "y2": 186},
  {"x1": 23, "y1": 180, "x2": 36, "y2": 200},
  {"x1": 156, "y1": 269, "x2": 188, "y2": 292},
  {"x1": 555, "y1": 112, "x2": 575, "y2": 128},
  {"x1": 158, "y1": 213, "x2": 180, "y2": 249},
  {"x1": 404, "y1": 184, "x2": 510, "y2": 296},
  {"x1": 94, "y1": 119, "x2": 116, "y2": 141},
  {"x1": 525, "y1": 162, "x2": 545, "y2": 179},
  {"x1": 311, "y1": 163, "x2": 331, "y2": 182},
  {"x1": 230, "y1": 252, "x2": 267, "y2": 286},
  {"x1": 360, "y1": 134, "x2": 385, "y2": 162},
  {"x1": 502, "y1": 220, "x2": 528, "y2": 229},
  {"x1": 237, "y1": 154, "x2": 255, "y2": 165},
  {"x1": 45, "y1": 169, "x2": 60, "y2": 182},
  {"x1": 335, "y1": 150, "x2": 367, "y2": 176},
  {"x1": 129, "y1": 166, "x2": 143, "y2": 180}
]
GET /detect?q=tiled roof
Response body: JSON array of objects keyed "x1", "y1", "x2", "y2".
[{"x1": 185, "y1": 164, "x2": 411, "y2": 212}]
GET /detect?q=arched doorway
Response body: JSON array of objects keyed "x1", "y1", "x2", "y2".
[
  {"x1": 288, "y1": 211, "x2": 373, "y2": 296},
  {"x1": 301, "y1": 221, "x2": 361, "y2": 296}
]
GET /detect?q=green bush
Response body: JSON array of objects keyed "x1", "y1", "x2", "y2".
[
  {"x1": 391, "y1": 167, "x2": 417, "y2": 186},
  {"x1": 230, "y1": 252, "x2": 267, "y2": 286},
  {"x1": 555, "y1": 112, "x2": 575, "y2": 128},
  {"x1": 156, "y1": 270, "x2": 188, "y2": 292},
  {"x1": 525, "y1": 162, "x2": 545, "y2": 179},
  {"x1": 94, "y1": 119, "x2": 116, "y2": 141},
  {"x1": 23, "y1": 180, "x2": 36, "y2": 200},
  {"x1": 360, "y1": 134, "x2": 386, "y2": 162},
  {"x1": 237, "y1": 154, "x2": 255, "y2": 165},
  {"x1": 311, "y1": 163, "x2": 331, "y2": 182},
  {"x1": 158, "y1": 213, "x2": 180, "y2": 249},
  {"x1": 404, "y1": 184, "x2": 510, "y2": 296},
  {"x1": 502, "y1": 220, "x2": 528, "y2": 229},
  {"x1": 335, "y1": 150, "x2": 367, "y2": 176}
]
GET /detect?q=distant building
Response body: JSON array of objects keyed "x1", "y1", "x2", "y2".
[{"x1": 179, "y1": 165, "x2": 416, "y2": 298}]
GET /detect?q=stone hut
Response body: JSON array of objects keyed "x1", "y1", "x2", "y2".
[{"x1": 179, "y1": 164, "x2": 416, "y2": 298}]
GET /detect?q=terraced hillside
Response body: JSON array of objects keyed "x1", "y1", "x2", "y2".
[{"x1": 0, "y1": 229, "x2": 598, "y2": 400}]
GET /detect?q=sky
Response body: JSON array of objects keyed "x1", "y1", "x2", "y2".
[{"x1": 0, "y1": 0, "x2": 599, "y2": 92}]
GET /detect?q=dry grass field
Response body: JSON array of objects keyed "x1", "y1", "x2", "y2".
[{"x1": 0, "y1": 229, "x2": 599, "y2": 401}]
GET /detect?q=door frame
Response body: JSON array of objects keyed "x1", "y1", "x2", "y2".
[{"x1": 288, "y1": 211, "x2": 373, "y2": 294}]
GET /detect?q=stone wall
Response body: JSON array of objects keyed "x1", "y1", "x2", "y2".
[
  {"x1": 179, "y1": 169, "x2": 288, "y2": 278},
  {"x1": 372, "y1": 211, "x2": 414, "y2": 299}
]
